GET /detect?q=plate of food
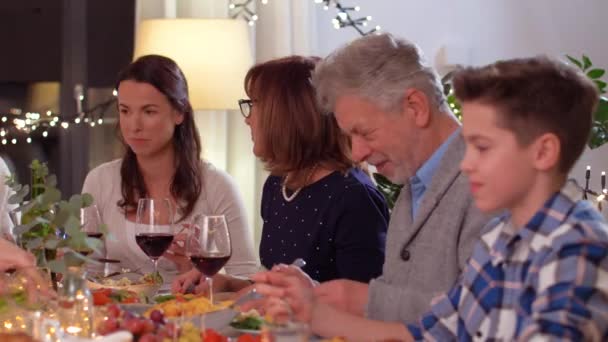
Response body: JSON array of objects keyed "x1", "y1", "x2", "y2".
[
  {"x1": 146, "y1": 293, "x2": 231, "y2": 316},
  {"x1": 87, "y1": 271, "x2": 162, "y2": 299},
  {"x1": 228, "y1": 310, "x2": 265, "y2": 335}
]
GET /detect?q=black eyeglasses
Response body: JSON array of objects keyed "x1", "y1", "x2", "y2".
[{"x1": 238, "y1": 99, "x2": 253, "y2": 118}]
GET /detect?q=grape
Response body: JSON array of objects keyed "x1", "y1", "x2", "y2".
[
  {"x1": 149, "y1": 309, "x2": 164, "y2": 323},
  {"x1": 98, "y1": 317, "x2": 119, "y2": 335},
  {"x1": 123, "y1": 318, "x2": 144, "y2": 335},
  {"x1": 107, "y1": 304, "x2": 121, "y2": 319},
  {"x1": 139, "y1": 333, "x2": 159, "y2": 342},
  {"x1": 141, "y1": 319, "x2": 155, "y2": 334}
]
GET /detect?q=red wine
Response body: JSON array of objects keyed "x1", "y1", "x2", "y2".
[
  {"x1": 190, "y1": 254, "x2": 231, "y2": 276},
  {"x1": 135, "y1": 233, "x2": 174, "y2": 258},
  {"x1": 87, "y1": 232, "x2": 103, "y2": 239}
]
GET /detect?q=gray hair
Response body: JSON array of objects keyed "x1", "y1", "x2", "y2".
[{"x1": 313, "y1": 33, "x2": 448, "y2": 114}]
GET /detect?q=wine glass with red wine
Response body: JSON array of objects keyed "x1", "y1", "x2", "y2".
[
  {"x1": 186, "y1": 214, "x2": 231, "y2": 304},
  {"x1": 78, "y1": 204, "x2": 104, "y2": 257},
  {"x1": 135, "y1": 198, "x2": 175, "y2": 275}
]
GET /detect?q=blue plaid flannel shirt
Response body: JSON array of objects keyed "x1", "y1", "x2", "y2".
[{"x1": 407, "y1": 182, "x2": 608, "y2": 341}]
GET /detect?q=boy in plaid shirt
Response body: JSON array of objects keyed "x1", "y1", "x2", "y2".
[{"x1": 251, "y1": 56, "x2": 608, "y2": 341}]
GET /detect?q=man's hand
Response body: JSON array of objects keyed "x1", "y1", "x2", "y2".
[
  {"x1": 0, "y1": 239, "x2": 56, "y2": 301},
  {"x1": 242, "y1": 266, "x2": 316, "y2": 323},
  {"x1": 0, "y1": 238, "x2": 36, "y2": 271},
  {"x1": 314, "y1": 279, "x2": 369, "y2": 316}
]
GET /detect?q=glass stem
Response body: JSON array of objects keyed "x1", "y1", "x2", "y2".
[
  {"x1": 208, "y1": 276, "x2": 213, "y2": 304},
  {"x1": 153, "y1": 258, "x2": 159, "y2": 274}
]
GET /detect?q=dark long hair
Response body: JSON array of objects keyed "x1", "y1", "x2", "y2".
[{"x1": 115, "y1": 54, "x2": 202, "y2": 221}]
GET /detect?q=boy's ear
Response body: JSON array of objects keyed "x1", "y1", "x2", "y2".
[
  {"x1": 401, "y1": 88, "x2": 431, "y2": 128},
  {"x1": 531, "y1": 132, "x2": 561, "y2": 171}
]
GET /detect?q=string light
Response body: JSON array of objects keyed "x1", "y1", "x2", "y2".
[
  {"x1": 1, "y1": 87, "x2": 115, "y2": 144},
  {"x1": 228, "y1": 0, "x2": 260, "y2": 26},
  {"x1": 5, "y1": 2, "x2": 377, "y2": 145},
  {"x1": 227, "y1": 0, "x2": 380, "y2": 36}
]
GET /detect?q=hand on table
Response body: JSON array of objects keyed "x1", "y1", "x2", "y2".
[
  {"x1": 241, "y1": 264, "x2": 316, "y2": 323},
  {"x1": 314, "y1": 279, "x2": 369, "y2": 316}
]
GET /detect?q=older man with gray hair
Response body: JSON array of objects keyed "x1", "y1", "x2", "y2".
[{"x1": 309, "y1": 33, "x2": 489, "y2": 323}]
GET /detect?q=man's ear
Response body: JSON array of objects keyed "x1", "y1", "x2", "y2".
[
  {"x1": 401, "y1": 88, "x2": 432, "y2": 128},
  {"x1": 531, "y1": 132, "x2": 561, "y2": 172}
]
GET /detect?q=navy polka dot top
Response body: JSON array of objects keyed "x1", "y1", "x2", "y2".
[{"x1": 259, "y1": 168, "x2": 389, "y2": 282}]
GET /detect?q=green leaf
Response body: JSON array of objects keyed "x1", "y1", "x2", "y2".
[
  {"x1": 84, "y1": 237, "x2": 103, "y2": 252},
  {"x1": 595, "y1": 80, "x2": 607, "y2": 94},
  {"x1": 25, "y1": 237, "x2": 43, "y2": 250},
  {"x1": 52, "y1": 204, "x2": 71, "y2": 228},
  {"x1": 63, "y1": 251, "x2": 87, "y2": 267},
  {"x1": 40, "y1": 188, "x2": 61, "y2": 207},
  {"x1": 566, "y1": 55, "x2": 583, "y2": 69},
  {"x1": 8, "y1": 185, "x2": 29, "y2": 204},
  {"x1": 595, "y1": 96, "x2": 608, "y2": 122},
  {"x1": 13, "y1": 221, "x2": 37, "y2": 235},
  {"x1": 64, "y1": 216, "x2": 81, "y2": 237},
  {"x1": 45, "y1": 238, "x2": 61, "y2": 249},
  {"x1": 68, "y1": 195, "x2": 83, "y2": 211},
  {"x1": 46, "y1": 175, "x2": 57, "y2": 188},
  {"x1": 589, "y1": 121, "x2": 608, "y2": 149},
  {"x1": 587, "y1": 69, "x2": 606, "y2": 79},
  {"x1": 582, "y1": 55, "x2": 592, "y2": 70},
  {"x1": 81, "y1": 193, "x2": 94, "y2": 207},
  {"x1": 47, "y1": 259, "x2": 67, "y2": 274}
]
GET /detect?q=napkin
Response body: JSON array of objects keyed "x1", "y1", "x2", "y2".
[{"x1": 62, "y1": 331, "x2": 133, "y2": 342}]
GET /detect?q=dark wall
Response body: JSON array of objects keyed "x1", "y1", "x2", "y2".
[
  {"x1": 0, "y1": 0, "x2": 134, "y2": 194},
  {"x1": 87, "y1": 0, "x2": 135, "y2": 87},
  {"x1": 0, "y1": 0, "x2": 135, "y2": 87},
  {"x1": 0, "y1": 0, "x2": 62, "y2": 82}
]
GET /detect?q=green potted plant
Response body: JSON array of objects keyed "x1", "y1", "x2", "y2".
[
  {"x1": 566, "y1": 55, "x2": 608, "y2": 149},
  {"x1": 6, "y1": 160, "x2": 105, "y2": 288}
]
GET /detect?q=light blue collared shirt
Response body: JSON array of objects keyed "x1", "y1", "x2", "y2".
[{"x1": 410, "y1": 129, "x2": 461, "y2": 218}]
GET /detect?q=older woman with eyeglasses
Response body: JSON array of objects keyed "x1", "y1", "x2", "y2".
[{"x1": 173, "y1": 55, "x2": 389, "y2": 295}]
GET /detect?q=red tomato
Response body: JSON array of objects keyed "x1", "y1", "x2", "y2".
[
  {"x1": 237, "y1": 334, "x2": 260, "y2": 342},
  {"x1": 121, "y1": 296, "x2": 138, "y2": 304},
  {"x1": 92, "y1": 291, "x2": 111, "y2": 306},
  {"x1": 202, "y1": 328, "x2": 227, "y2": 342}
]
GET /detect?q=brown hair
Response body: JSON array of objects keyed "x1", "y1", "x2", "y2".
[
  {"x1": 244, "y1": 55, "x2": 353, "y2": 188},
  {"x1": 115, "y1": 54, "x2": 202, "y2": 221},
  {"x1": 452, "y1": 56, "x2": 599, "y2": 173}
]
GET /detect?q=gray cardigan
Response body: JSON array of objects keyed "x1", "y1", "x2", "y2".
[{"x1": 367, "y1": 134, "x2": 490, "y2": 323}]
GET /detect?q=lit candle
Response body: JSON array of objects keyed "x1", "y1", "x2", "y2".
[{"x1": 584, "y1": 166, "x2": 591, "y2": 200}]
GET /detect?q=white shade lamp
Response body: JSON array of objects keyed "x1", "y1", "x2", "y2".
[{"x1": 133, "y1": 18, "x2": 253, "y2": 110}]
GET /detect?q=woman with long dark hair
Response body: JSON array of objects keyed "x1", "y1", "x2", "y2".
[{"x1": 82, "y1": 55, "x2": 257, "y2": 288}]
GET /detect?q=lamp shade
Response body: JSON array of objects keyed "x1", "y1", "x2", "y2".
[{"x1": 134, "y1": 19, "x2": 253, "y2": 110}]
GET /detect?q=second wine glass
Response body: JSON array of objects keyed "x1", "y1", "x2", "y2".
[
  {"x1": 135, "y1": 198, "x2": 175, "y2": 275},
  {"x1": 186, "y1": 214, "x2": 231, "y2": 304}
]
